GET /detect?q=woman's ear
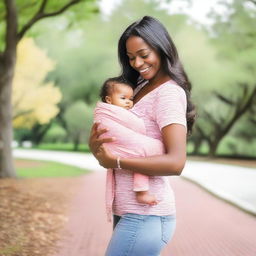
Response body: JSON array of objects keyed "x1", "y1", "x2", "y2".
[{"x1": 105, "y1": 96, "x2": 112, "y2": 104}]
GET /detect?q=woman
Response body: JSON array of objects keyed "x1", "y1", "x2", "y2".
[{"x1": 89, "y1": 16, "x2": 195, "y2": 256}]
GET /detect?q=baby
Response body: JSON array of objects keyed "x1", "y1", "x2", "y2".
[{"x1": 99, "y1": 76, "x2": 158, "y2": 205}]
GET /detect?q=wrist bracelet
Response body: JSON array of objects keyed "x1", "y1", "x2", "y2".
[{"x1": 117, "y1": 157, "x2": 121, "y2": 169}]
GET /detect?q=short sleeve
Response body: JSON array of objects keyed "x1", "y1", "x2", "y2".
[{"x1": 154, "y1": 84, "x2": 187, "y2": 130}]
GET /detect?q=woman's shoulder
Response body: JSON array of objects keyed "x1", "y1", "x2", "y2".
[
  {"x1": 159, "y1": 80, "x2": 185, "y2": 92},
  {"x1": 156, "y1": 81, "x2": 186, "y2": 99}
]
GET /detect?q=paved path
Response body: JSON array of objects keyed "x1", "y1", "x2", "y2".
[
  {"x1": 182, "y1": 161, "x2": 256, "y2": 215},
  {"x1": 14, "y1": 149, "x2": 256, "y2": 215},
  {"x1": 14, "y1": 149, "x2": 104, "y2": 172},
  {"x1": 52, "y1": 172, "x2": 256, "y2": 256},
  {"x1": 13, "y1": 149, "x2": 256, "y2": 255}
]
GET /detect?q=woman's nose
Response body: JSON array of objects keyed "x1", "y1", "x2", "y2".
[{"x1": 134, "y1": 56, "x2": 144, "y2": 68}]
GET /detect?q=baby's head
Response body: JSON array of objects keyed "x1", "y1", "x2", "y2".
[{"x1": 100, "y1": 76, "x2": 134, "y2": 110}]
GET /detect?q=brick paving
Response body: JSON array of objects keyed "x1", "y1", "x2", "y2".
[{"x1": 54, "y1": 172, "x2": 256, "y2": 256}]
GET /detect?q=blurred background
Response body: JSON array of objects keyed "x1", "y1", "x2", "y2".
[{"x1": 1, "y1": 0, "x2": 255, "y2": 159}]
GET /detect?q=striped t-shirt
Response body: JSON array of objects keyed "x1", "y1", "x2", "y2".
[{"x1": 113, "y1": 80, "x2": 187, "y2": 216}]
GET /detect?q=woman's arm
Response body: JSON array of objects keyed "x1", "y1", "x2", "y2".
[
  {"x1": 95, "y1": 123, "x2": 187, "y2": 176},
  {"x1": 121, "y1": 124, "x2": 187, "y2": 176}
]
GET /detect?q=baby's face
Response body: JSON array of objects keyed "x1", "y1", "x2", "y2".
[{"x1": 106, "y1": 83, "x2": 133, "y2": 109}]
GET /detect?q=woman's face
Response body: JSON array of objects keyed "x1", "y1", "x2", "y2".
[{"x1": 126, "y1": 36, "x2": 164, "y2": 82}]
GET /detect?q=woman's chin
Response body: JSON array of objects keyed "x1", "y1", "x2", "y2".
[{"x1": 140, "y1": 73, "x2": 154, "y2": 80}]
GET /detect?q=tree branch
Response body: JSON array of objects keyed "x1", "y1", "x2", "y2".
[
  {"x1": 17, "y1": 0, "x2": 82, "y2": 40},
  {"x1": 202, "y1": 110, "x2": 220, "y2": 128},
  {"x1": 4, "y1": 0, "x2": 18, "y2": 56},
  {"x1": 38, "y1": 0, "x2": 48, "y2": 13},
  {"x1": 196, "y1": 124, "x2": 211, "y2": 144},
  {"x1": 213, "y1": 91, "x2": 235, "y2": 105},
  {"x1": 236, "y1": 83, "x2": 250, "y2": 113},
  {"x1": 13, "y1": 109, "x2": 33, "y2": 120},
  {"x1": 223, "y1": 86, "x2": 256, "y2": 135},
  {"x1": 249, "y1": 0, "x2": 256, "y2": 5}
]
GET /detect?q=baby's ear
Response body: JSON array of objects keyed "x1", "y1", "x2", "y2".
[{"x1": 105, "y1": 96, "x2": 112, "y2": 104}]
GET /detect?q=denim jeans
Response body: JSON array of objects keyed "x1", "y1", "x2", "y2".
[{"x1": 105, "y1": 213, "x2": 176, "y2": 256}]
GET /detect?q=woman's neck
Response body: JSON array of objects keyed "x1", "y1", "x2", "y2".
[{"x1": 148, "y1": 73, "x2": 171, "y2": 88}]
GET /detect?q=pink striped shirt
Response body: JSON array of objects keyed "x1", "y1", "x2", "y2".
[{"x1": 113, "y1": 80, "x2": 187, "y2": 216}]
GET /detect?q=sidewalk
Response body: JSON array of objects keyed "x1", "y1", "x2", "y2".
[
  {"x1": 13, "y1": 149, "x2": 256, "y2": 255},
  {"x1": 14, "y1": 149, "x2": 256, "y2": 215},
  {"x1": 52, "y1": 172, "x2": 256, "y2": 256},
  {"x1": 182, "y1": 161, "x2": 256, "y2": 215},
  {"x1": 14, "y1": 149, "x2": 105, "y2": 172}
]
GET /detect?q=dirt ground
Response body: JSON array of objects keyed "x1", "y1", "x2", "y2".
[
  {"x1": 0, "y1": 157, "x2": 255, "y2": 256},
  {"x1": 0, "y1": 176, "x2": 84, "y2": 256}
]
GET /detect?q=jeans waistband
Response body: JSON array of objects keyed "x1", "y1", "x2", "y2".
[{"x1": 123, "y1": 213, "x2": 176, "y2": 221}]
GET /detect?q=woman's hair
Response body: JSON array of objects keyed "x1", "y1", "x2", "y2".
[
  {"x1": 100, "y1": 76, "x2": 133, "y2": 102},
  {"x1": 118, "y1": 16, "x2": 196, "y2": 134}
]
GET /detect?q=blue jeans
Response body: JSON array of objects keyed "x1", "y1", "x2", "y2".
[{"x1": 105, "y1": 213, "x2": 176, "y2": 256}]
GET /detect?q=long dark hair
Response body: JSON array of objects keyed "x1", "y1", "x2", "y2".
[{"x1": 118, "y1": 16, "x2": 196, "y2": 134}]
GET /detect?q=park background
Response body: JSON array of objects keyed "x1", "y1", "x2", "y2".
[
  {"x1": 0, "y1": 0, "x2": 255, "y2": 255},
  {"x1": 1, "y1": 0, "x2": 255, "y2": 166}
]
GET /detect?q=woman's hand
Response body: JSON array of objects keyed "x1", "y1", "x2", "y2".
[
  {"x1": 88, "y1": 122, "x2": 117, "y2": 168},
  {"x1": 96, "y1": 145, "x2": 117, "y2": 168}
]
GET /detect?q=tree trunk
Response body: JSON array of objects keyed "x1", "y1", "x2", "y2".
[
  {"x1": 208, "y1": 142, "x2": 218, "y2": 157},
  {"x1": 73, "y1": 134, "x2": 80, "y2": 151},
  {"x1": 31, "y1": 122, "x2": 52, "y2": 145},
  {"x1": 0, "y1": 0, "x2": 86, "y2": 178},
  {"x1": 192, "y1": 138, "x2": 203, "y2": 155},
  {"x1": 0, "y1": 61, "x2": 16, "y2": 178},
  {"x1": 208, "y1": 133, "x2": 224, "y2": 158}
]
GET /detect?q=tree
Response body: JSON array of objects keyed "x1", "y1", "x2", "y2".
[
  {"x1": 12, "y1": 38, "x2": 62, "y2": 129},
  {"x1": 172, "y1": 23, "x2": 241, "y2": 156},
  {"x1": 200, "y1": 0, "x2": 256, "y2": 156},
  {"x1": 224, "y1": 105, "x2": 256, "y2": 156},
  {"x1": 63, "y1": 101, "x2": 93, "y2": 151},
  {"x1": 0, "y1": 0, "x2": 98, "y2": 178},
  {"x1": 43, "y1": 123, "x2": 68, "y2": 143},
  {"x1": 173, "y1": 0, "x2": 256, "y2": 157}
]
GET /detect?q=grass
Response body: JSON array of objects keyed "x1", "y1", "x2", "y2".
[
  {"x1": 30, "y1": 143, "x2": 91, "y2": 152},
  {"x1": 16, "y1": 159, "x2": 90, "y2": 178}
]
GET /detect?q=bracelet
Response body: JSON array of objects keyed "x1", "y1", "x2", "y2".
[{"x1": 116, "y1": 157, "x2": 121, "y2": 169}]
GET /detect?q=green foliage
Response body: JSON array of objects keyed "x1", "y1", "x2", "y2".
[
  {"x1": 180, "y1": 0, "x2": 256, "y2": 156},
  {"x1": 14, "y1": 128, "x2": 31, "y2": 144},
  {"x1": 211, "y1": 0, "x2": 256, "y2": 85},
  {"x1": 63, "y1": 101, "x2": 93, "y2": 149},
  {"x1": 32, "y1": 143, "x2": 90, "y2": 152},
  {"x1": 220, "y1": 106, "x2": 256, "y2": 156},
  {"x1": 0, "y1": 1, "x2": 5, "y2": 51},
  {"x1": 0, "y1": 0, "x2": 98, "y2": 51},
  {"x1": 33, "y1": 0, "x2": 190, "y2": 107},
  {"x1": 9, "y1": 0, "x2": 255, "y2": 157},
  {"x1": 43, "y1": 124, "x2": 67, "y2": 143},
  {"x1": 33, "y1": 16, "x2": 119, "y2": 106},
  {"x1": 218, "y1": 136, "x2": 256, "y2": 158}
]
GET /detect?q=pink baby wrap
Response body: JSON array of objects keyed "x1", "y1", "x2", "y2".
[{"x1": 94, "y1": 102, "x2": 165, "y2": 221}]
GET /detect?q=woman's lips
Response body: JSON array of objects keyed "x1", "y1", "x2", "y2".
[{"x1": 139, "y1": 66, "x2": 151, "y2": 74}]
